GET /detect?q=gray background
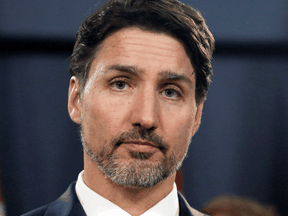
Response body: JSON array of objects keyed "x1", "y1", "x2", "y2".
[{"x1": 0, "y1": 0, "x2": 287, "y2": 215}]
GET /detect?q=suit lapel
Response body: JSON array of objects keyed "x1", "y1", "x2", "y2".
[
  {"x1": 68, "y1": 202, "x2": 86, "y2": 216},
  {"x1": 45, "y1": 182, "x2": 86, "y2": 216},
  {"x1": 178, "y1": 192, "x2": 208, "y2": 216}
]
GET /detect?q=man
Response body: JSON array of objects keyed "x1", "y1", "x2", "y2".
[{"x1": 24, "y1": 0, "x2": 214, "y2": 215}]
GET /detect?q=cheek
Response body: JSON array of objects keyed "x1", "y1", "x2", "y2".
[
  {"x1": 80, "y1": 96, "x2": 110, "y2": 143},
  {"x1": 163, "y1": 107, "x2": 195, "y2": 141},
  {"x1": 81, "y1": 93, "x2": 131, "y2": 140},
  {"x1": 163, "y1": 116, "x2": 194, "y2": 160}
]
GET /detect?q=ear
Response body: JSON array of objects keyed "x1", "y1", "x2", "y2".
[
  {"x1": 191, "y1": 101, "x2": 204, "y2": 136},
  {"x1": 68, "y1": 76, "x2": 81, "y2": 124}
]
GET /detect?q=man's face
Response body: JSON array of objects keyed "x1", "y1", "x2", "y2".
[{"x1": 68, "y1": 27, "x2": 203, "y2": 188}]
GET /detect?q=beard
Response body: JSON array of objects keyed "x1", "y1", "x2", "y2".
[{"x1": 80, "y1": 126, "x2": 189, "y2": 188}]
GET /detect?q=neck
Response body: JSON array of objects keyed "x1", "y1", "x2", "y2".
[{"x1": 83, "y1": 155, "x2": 176, "y2": 216}]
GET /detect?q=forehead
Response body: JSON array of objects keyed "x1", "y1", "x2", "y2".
[{"x1": 90, "y1": 27, "x2": 194, "y2": 79}]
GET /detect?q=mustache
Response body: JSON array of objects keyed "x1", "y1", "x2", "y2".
[{"x1": 111, "y1": 127, "x2": 169, "y2": 152}]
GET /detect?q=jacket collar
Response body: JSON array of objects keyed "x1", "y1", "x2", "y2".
[
  {"x1": 45, "y1": 182, "x2": 86, "y2": 216},
  {"x1": 178, "y1": 192, "x2": 208, "y2": 216},
  {"x1": 45, "y1": 182, "x2": 207, "y2": 216}
]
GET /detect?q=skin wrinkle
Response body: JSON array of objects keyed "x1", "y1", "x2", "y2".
[
  {"x1": 118, "y1": 48, "x2": 181, "y2": 58},
  {"x1": 114, "y1": 31, "x2": 186, "y2": 58},
  {"x1": 118, "y1": 33, "x2": 183, "y2": 51},
  {"x1": 119, "y1": 45, "x2": 181, "y2": 57}
]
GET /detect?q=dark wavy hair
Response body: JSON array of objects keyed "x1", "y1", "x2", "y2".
[{"x1": 69, "y1": 0, "x2": 215, "y2": 104}]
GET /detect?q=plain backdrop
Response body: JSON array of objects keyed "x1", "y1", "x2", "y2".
[{"x1": 0, "y1": 1, "x2": 287, "y2": 215}]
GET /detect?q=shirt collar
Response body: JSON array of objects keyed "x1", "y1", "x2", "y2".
[{"x1": 75, "y1": 170, "x2": 179, "y2": 216}]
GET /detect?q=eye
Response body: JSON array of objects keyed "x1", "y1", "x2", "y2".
[
  {"x1": 113, "y1": 81, "x2": 127, "y2": 90},
  {"x1": 110, "y1": 77, "x2": 130, "y2": 91},
  {"x1": 162, "y1": 88, "x2": 182, "y2": 99}
]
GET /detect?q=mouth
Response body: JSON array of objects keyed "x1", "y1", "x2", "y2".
[
  {"x1": 119, "y1": 140, "x2": 160, "y2": 152},
  {"x1": 124, "y1": 141, "x2": 157, "y2": 147}
]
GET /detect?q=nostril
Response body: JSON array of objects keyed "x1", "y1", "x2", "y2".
[
  {"x1": 133, "y1": 123, "x2": 155, "y2": 131},
  {"x1": 147, "y1": 127, "x2": 155, "y2": 132},
  {"x1": 133, "y1": 123, "x2": 142, "y2": 127}
]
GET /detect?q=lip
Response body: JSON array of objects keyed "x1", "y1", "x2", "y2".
[
  {"x1": 120, "y1": 140, "x2": 159, "y2": 152},
  {"x1": 123, "y1": 141, "x2": 157, "y2": 147}
]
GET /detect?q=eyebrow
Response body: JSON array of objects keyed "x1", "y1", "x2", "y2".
[
  {"x1": 158, "y1": 70, "x2": 194, "y2": 88},
  {"x1": 106, "y1": 64, "x2": 144, "y2": 77},
  {"x1": 106, "y1": 64, "x2": 194, "y2": 87}
]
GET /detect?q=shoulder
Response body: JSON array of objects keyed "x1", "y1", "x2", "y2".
[
  {"x1": 178, "y1": 192, "x2": 209, "y2": 216},
  {"x1": 22, "y1": 182, "x2": 85, "y2": 216}
]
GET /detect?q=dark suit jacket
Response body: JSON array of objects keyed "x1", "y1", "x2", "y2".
[{"x1": 22, "y1": 182, "x2": 207, "y2": 216}]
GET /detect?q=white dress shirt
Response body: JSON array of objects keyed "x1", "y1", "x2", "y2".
[{"x1": 75, "y1": 171, "x2": 179, "y2": 216}]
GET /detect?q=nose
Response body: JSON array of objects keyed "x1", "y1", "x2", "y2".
[{"x1": 130, "y1": 86, "x2": 160, "y2": 130}]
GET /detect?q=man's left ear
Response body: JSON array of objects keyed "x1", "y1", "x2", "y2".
[{"x1": 192, "y1": 101, "x2": 204, "y2": 136}]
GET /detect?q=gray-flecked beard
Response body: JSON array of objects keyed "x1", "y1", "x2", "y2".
[{"x1": 81, "y1": 126, "x2": 188, "y2": 188}]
